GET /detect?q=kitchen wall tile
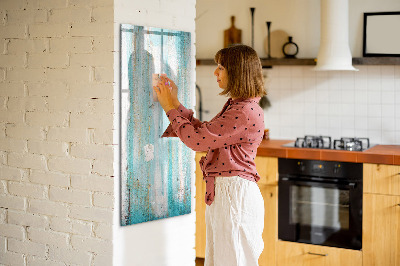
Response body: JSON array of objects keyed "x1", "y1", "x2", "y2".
[
  {"x1": 316, "y1": 89, "x2": 329, "y2": 103},
  {"x1": 395, "y1": 119, "x2": 400, "y2": 131},
  {"x1": 328, "y1": 87, "x2": 341, "y2": 103},
  {"x1": 341, "y1": 128, "x2": 355, "y2": 137},
  {"x1": 303, "y1": 67, "x2": 316, "y2": 78},
  {"x1": 196, "y1": 65, "x2": 400, "y2": 144},
  {"x1": 316, "y1": 115, "x2": 330, "y2": 128},
  {"x1": 382, "y1": 117, "x2": 396, "y2": 131},
  {"x1": 329, "y1": 103, "x2": 341, "y2": 116},
  {"x1": 368, "y1": 117, "x2": 381, "y2": 130},
  {"x1": 396, "y1": 131, "x2": 400, "y2": 144},
  {"x1": 354, "y1": 89, "x2": 367, "y2": 104},
  {"x1": 367, "y1": 104, "x2": 381, "y2": 118},
  {"x1": 355, "y1": 128, "x2": 368, "y2": 138},
  {"x1": 291, "y1": 67, "x2": 303, "y2": 78},
  {"x1": 315, "y1": 70, "x2": 328, "y2": 79},
  {"x1": 355, "y1": 104, "x2": 368, "y2": 117},
  {"x1": 354, "y1": 116, "x2": 368, "y2": 130},
  {"x1": 395, "y1": 86, "x2": 400, "y2": 104},
  {"x1": 341, "y1": 104, "x2": 355, "y2": 116},
  {"x1": 367, "y1": 129, "x2": 382, "y2": 144},
  {"x1": 329, "y1": 116, "x2": 341, "y2": 129},
  {"x1": 304, "y1": 88, "x2": 316, "y2": 103},
  {"x1": 381, "y1": 131, "x2": 396, "y2": 144},
  {"x1": 367, "y1": 77, "x2": 381, "y2": 91},
  {"x1": 279, "y1": 77, "x2": 291, "y2": 90},
  {"x1": 278, "y1": 67, "x2": 292, "y2": 78},
  {"x1": 341, "y1": 89, "x2": 355, "y2": 104},
  {"x1": 304, "y1": 102, "x2": 316, "y2": 115},
  {"x1": 367, "y1": 91, "x2": 381, "y2": 105},
  {"x1": 342, "y1": 117, "x2": 355, "y2": 129},
  {"x1": 382, "y1": 90, "x2": 395, "y2": 104},
  {"x1": 382, "y1": 105, "x2": 395, "y2": 118},
  {"x1": 367, "y1": 65, "x2": 381, "y2": 77},
  {"x1": 316, "y1": 103, "x2": 330, "y2": 115},
  {"x1": 381, "y1": 65, "x2": 395, "y2": 78},
  {"x1": 394, "y1": 66, "x2": 400, "y2": 78},
  {"x1": 382, "y1": 78, "x2": 395, "y2": 91},
  {"x1": 291, "y1": 77, "x2": 304, "y2": 90}
]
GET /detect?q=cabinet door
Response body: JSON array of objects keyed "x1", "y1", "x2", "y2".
[
  {"x1": 363, "y1": 193, "x2": 400, "y2": 266},
  {"x1": 255, "y1": 156, "x2": 278, "y2": 186},
  {"x1": 195, "y1": 152, "x2": 207, "y2": 258},
  {"x1": 277, "y1": 241, "x2": 362, "y2": 266},
  {"x1": 364, "y1": 164, "x2": 400, "y2": 196},
  {"x1": 259, "y1": 185, "x2": 278, "y2": 266}
]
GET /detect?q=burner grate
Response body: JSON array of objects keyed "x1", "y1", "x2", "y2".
[
  {"x1": 333, "y1": 137, "x2": 370, "y2": 151},
  {"x1": 295, "y1": 135, "x2": 332, "y2": 149}
]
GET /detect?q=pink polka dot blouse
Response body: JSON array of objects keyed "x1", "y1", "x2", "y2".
[{"x1": 161, "y1": 97, "x2": 265, "y2": 205}]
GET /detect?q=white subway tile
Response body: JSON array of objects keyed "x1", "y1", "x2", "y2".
[
  {"x1": 341, "y1": 104, "x2": 355, "y2": 116},
  {"x1": 382, "y1": 117, "x2": 396, "y2": 131},
  {"x1": 367, "y1": 117, "x2": 382, "y2": 131},
  {"x1": 382, "y1": 90, "x2": 395, "y2": 104},
  {"x1": 382, "y1": 104, "x2": 395, "y2": 118},
  {"x1": 316, "y1": 115, "x2": 330, "y2": 128},
  {"x1": 354, "y1": 116, "x2": 368, "y2": 130},
  {"x1": 341, "y1": 117, "x2": 355, "y2": 129},
  {"x1": 367, "y1": 129, "x2": 382, "y2": 143},
  {"x1": 316, "y1": 89, "x2": 329, "y2": 103},
  {"x1": 316, "y1": 103, "x2": 329, "y2": 116},
  {"x1": 367, "y1": 91, "x2": 381, "y2": 105},
  {"x1": 367, "y1": 104, "x2": 382, "y2": 118}
]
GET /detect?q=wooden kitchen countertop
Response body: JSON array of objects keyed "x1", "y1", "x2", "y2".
[{"x1": 256, "y1": 139, "x2": 400, "y2": 165}]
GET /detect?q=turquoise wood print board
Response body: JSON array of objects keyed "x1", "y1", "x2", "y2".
[{"x1": 120, "y1": 24, "x2": 193, "y2": 225}]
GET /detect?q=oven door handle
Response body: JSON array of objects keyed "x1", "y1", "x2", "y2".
[{"x1": 280, "y1": 177, "x2": 357, "y2": 189}]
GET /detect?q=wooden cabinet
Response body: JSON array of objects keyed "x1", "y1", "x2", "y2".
[
  {"x1": 194, "y1": 154, "x2": 279, "y2": 263},
  {"x1": 363, "y1": 163, "x2": 400, "y2": 196},
  {"x1": 195, "y1": 152, "x2": 207, "y2": 258},
  {"x1": 259, "y1": 184, "x2": 278, "y2": 266},
  {"x1": 363, "y1": 193, "x2": 400, "y2": 266},
  {"x1": 363, "y1": 163, "x2": 400, "y2": 266},
  {"x1": 255, "y1": 156, "x2": 278, "y2": 186},
  {"x1": 276, "y1": 241, "x2": 362, "y2": 266}
]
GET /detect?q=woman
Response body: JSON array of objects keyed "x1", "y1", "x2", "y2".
[{"x1": 153, "y1": 44, "x2": 266, "y2": 266}]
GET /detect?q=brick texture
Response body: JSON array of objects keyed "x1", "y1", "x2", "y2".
[{"x1": 0, "y1": 0, "x2": 114, "y2": 264}]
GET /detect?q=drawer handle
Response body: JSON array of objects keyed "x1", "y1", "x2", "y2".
[{"x1": 307, "y1": 252, "x2": 328, "y2": 256}]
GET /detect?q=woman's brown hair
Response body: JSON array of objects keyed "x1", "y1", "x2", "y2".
[{"x1": 214, "y1": 44, "x2": 266, "y2": 99}]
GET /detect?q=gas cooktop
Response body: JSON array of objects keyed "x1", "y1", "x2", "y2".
[{"x1": 282, "y1": 135, "x2": 375, "y2": 151}]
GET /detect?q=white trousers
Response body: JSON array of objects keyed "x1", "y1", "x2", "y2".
[{"x1": 205, "y1": 176, "x2": 264, "y2": 266}]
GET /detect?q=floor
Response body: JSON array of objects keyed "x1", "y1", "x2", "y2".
[{"x1": 195, "y1": 257, "x2": 205, "y2": 266}]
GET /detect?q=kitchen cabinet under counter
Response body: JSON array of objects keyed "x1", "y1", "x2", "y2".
[
  {"x1": 363, "y1": 164, "x2": 400, "y2": 266},
  {"x1": 276, "y1": 241, "x2": 362, "y2": 266}
]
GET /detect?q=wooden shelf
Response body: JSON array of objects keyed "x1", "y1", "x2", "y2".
[{"x1": 196, "y1": 57, "x2": 400, "y2": 67}]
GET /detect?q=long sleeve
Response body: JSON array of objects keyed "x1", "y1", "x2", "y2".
[
  {"x1": 164, "y1": 106, "x2": 249, "y2": 152},
  {"x1": 161, "y1": 103, "x2": 202, "y2": 138}
]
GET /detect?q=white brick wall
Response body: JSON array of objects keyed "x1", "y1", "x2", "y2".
[{"x1": 0, "y1": 0, "x2": 114, "y2": 265}]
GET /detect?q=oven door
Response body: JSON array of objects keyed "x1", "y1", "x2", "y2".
[{"x1": 278, "y1": 176, "x2": 362, "y2": 250}]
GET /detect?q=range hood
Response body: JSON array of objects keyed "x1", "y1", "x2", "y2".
[{"x1": 314, "y1": 0, "x2": 358, "y2": 71}]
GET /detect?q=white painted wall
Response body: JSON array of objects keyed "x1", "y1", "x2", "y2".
[
  {"x1": 113, "y1": 0, "x2": 197, "y2": 266},
  {"x1": 196, "y1": 0, "x2": 400, "y2": 145}
]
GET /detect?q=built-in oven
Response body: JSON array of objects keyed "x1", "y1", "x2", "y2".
[{"x1": 278, "y1": 158, "x2": 363, "y2": 250}]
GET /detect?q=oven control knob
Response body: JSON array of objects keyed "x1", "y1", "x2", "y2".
[
  {"x1": 334, "y1": 164, "x2": 341, "y2": 174},
  {"x1": 297, "y1": 161, "x2": 305, "y2": 171}
]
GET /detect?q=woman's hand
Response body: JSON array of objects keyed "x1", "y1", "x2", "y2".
[
  {"x1": 153, "y1": 79, "x2": 175, "y2": 113},
  {"x1": 161, "y1": 76, "x2": 180, "y2": 108}
]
